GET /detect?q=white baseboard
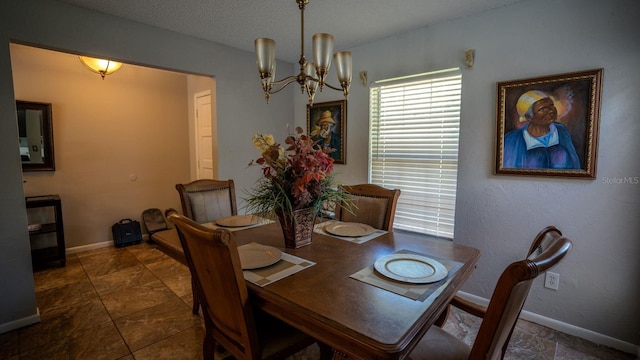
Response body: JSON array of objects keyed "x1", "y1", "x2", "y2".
[
  {"x1": 0, "y1": 308, "x2": 40, "y2": 334},
  {"x1": 65, "y1": 240, "x2": 113, "y2": 255},
  {"x1": 65, "y1": 234, "x2": 150, "y2": 255},
  {"x1": 457, "y1": 291, "x2": 639, "y2": 355}
]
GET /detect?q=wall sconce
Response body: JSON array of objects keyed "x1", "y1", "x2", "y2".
[
  {"x1": 359, "y1": 71, "x2": 368, "y2": 86},
  {"x1": 79, "y1": 56, "x2": 123, "y2": 80},
  {"x1": 464, "y1": 49, "x2": 475, "y2": 70}
]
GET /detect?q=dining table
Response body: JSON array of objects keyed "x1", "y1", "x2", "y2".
[{"x1": 230, "y1": 221, "x2": 481, "y2": 360}]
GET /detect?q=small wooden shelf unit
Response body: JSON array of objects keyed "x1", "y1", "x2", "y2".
[{"x1": 26, "y1": 195, "x2": 66, "y2": 267}]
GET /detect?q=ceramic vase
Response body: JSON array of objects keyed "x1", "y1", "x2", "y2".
[{"x1": 276, "y1": 207, "x2": 315, "y2": 248}]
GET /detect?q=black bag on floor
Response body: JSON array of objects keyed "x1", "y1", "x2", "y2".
[{"x1": 112, "y1": 218, "x2": 142, "y2": 247}]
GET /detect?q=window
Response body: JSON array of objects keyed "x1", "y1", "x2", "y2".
[{"x1": 369, "y1": 68, "x2": 462, "y2": 239}]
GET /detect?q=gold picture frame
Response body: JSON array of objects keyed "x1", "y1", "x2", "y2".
[
  {"x1": 495, "y1": 69, "x2": 603, "y2": 178},
  {"x1": 307, "y1": 100, "x2": 347, "y2": 164}
]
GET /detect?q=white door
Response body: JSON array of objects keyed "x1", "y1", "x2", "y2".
[{"x1": 195, "y1": 91, "x2": 214, "y2": 179}]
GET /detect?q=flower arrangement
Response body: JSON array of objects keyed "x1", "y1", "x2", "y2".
[{"x1": 246, "y1": 126, "x2": 347, "y2": 220}]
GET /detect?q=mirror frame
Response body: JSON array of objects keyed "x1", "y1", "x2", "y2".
[{"x1": 17, "y1": 100, "x2": 55, "y2": 171}]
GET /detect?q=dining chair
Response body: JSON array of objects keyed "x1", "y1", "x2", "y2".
[
  {"x1": 407, "y1": 226, "x2": 573, "y2": 360},
  {"x1": 168, "y1": 213, "x2": 317, "y2": 360},
  {"x1": 334, "y1": 183, "x2": 401, "y2": 231},
  {"x1": 175, "y1": 179, "x2": 237, "y2": 224},
  {"x1": 164, "y1": 179, "x2": 236, "y2": 314}
]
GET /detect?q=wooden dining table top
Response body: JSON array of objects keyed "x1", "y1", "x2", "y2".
[{"x1": 233, "y1": 222, "x2": 481, "y2": 360}]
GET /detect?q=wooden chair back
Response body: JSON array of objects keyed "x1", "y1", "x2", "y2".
[
  {"x1": 471, "y1": 226, "x2": 572, "y2": 359},
  {"x1": 169, "y1": 213, "x2": 262, "y2": 359},
  {"x1": 335, "y1": 183, "x2": 400, "y2": 231},
  {"x1": 175, "y1": 179, "x2": 237, "y2": 223}
]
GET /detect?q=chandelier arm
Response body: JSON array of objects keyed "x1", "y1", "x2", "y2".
[
  {"x1": 268, "y1": 76, "x2": 302, "y2": 94},
  {"x1": 320, "y1": 81, "x2": 345, "y2": 91},
  {"x1": 321, "y1": 81, "x2": 350, "y2": 99}
]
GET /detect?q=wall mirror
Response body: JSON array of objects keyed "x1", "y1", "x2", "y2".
[{"x1": 17, "y1": 100, "x2": 55, "y2": 171}]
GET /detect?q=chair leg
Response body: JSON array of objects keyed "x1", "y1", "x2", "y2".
[
  {"x1": 318, "y1": 342, "x2": 335, "y2": 360},
  {"x1": 434, "y1": 305, "x2": 450, "y2": 327},
  {"x1": 203, "y1": 330, "x2": 215, "y2": 359},
  {"x1": 191, "y1": 277, "x2": 200, "y2": 314}
]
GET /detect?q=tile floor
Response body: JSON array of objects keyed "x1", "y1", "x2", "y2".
[{"x1": 0, "y1": 242, "x2": 634, "y2": 360}]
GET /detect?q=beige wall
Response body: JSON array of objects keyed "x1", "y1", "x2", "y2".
[{"x1": 12, "y1": 44, "x2": 193, "y2": 248}]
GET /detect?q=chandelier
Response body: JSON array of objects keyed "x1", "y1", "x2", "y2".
[{"x1": 255, "y1": 0, "x2": 352, "y2": 105}]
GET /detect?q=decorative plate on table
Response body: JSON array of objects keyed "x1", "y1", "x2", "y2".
[
  {"x1": 374, "y1": 254, "x2": 448, "y2": 284},
  {"x1": 216, "y1": 215, "x2": 259, "y2": 228},
  {"x1": 325, "y1": 222, "x2": 375, "y2": 237},
  {"x1": 237, "y1": 242, "x2": 282, "y2": 270}
]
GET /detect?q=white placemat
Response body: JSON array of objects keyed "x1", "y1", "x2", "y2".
[
  {"x1": 243, "y1": 253, "x2": 315, "y2": 287},
  {"x1": 314, "y1": 220, "x2": 387, "y2": 244}
]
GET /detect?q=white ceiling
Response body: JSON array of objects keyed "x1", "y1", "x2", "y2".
[{"x1": 56, "y1": 0, "x2": 525, "y2": 62}]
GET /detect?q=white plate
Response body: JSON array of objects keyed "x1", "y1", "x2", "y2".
[
  {"x1": 374, "y1": 254, "x2": 448, "y2": 284},
  {"x1": 216, "y1": 215, "x2": 259, "y2": 228},
  {"x1": 325, "y1": 222, "x2": 375, "y2": 237},
  {"x1": 238, "y1": 242, "x2": 282, "y2": 270}
]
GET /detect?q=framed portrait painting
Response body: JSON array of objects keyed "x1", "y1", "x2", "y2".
[
  {"x1": 495, "y1": 68, "x2": 603, "y2": 178},
  {"x1": 307, "y1": 100, "x2": 347, "y2": 164}
]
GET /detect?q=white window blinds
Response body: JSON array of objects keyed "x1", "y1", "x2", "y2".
[{"x1": 369, "y1": 68, "x2": 462, "y2": 239}]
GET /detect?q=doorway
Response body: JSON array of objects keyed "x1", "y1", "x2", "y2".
[{"x1": 195, "y1": 90, "x2": 214, "y2": 179}]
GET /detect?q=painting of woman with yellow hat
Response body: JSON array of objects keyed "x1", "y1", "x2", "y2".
[
  {"x1": 496, "y1": 69, "x2": 602, "y2": 178},
  {"x1": 307, "y1": 100, "x2": 346, "y2": 164}
]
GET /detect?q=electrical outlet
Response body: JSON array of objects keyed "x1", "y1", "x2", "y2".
[{"x1": 545, "y1": 271, "x2": 560, "y2": 290}]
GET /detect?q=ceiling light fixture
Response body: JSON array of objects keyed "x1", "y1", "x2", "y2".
[
  {"x1": 79, "y1": 56, "x2": 123, "y2": 80},
  {"x1": 255, "y1": 0, "x2": 352, "y2": 105}
]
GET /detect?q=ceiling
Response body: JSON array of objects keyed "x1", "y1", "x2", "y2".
[{"x1": 56, "y1": 0, "x2": 525, "y2": 62}]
